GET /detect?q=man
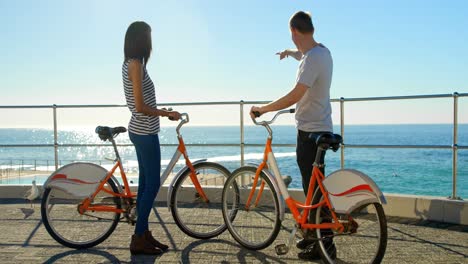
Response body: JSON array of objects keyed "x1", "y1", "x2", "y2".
[{"x1": 250, "y1": 11, "x2": 335, "y2": 261}]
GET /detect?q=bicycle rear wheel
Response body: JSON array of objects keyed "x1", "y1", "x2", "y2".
[
  {"x1": 312, "y1": 192, "x2": 387, "y2": 264},
  {"x1": 170, "y1": 162, "x2": 231, "y2": 239},
  {"x1": 222, "y1": 166, "x2": 281, "y2": 250},
  {"x1": 41, "y1": 178, "x2": 121, "y2": 249}
]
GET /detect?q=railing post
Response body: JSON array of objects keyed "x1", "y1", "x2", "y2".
[
  {"x1": 53, "y1": 104, "x2": 59, "y2": 170},
  {"x1": 451, "y1": 92, "x2": 460, "y2": 200},
  {"x1": 340, "y1": 97, "x2": 345, "y2": 169},
  {"x1": 240, "y1": 100, "x2": 245, "y2": 166}
]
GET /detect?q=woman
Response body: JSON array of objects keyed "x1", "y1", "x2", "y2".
[{"x1": 123, "y1": 21, "x2": 181, "y2": 255}]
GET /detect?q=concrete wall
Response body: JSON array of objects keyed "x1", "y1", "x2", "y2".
[
  {"x1": 2, "y1": 185, "x2": 467, "y2": 225},
  {"x1": 288, "y1": 189, "x2": 467, "y2": 225}
]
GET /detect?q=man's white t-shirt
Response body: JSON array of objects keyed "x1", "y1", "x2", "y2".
[{"x1": 295, "y1": 44, "x2": 333, "y2": 132}]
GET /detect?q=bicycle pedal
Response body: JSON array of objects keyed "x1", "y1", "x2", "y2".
[{"x1": 275, "y1": 244, "x2": 289, "y2": 255}]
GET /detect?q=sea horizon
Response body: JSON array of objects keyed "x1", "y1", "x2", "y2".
[{"x1": 0, "y1": 124, "x2": 466, "y2": 198}]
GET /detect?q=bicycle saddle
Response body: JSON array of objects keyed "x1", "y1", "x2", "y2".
[
  {"x1": 314, "y1": 133, "x2": 343, "y2": 152},
  {"x1": 95, "y1": 126, "x2": 127, "y2": 141}
]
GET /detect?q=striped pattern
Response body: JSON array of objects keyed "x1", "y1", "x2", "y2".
[{"x1": 122, "y1": 60, "x2": 160, "y2": 135}]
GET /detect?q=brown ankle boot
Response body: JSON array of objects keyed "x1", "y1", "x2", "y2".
[
  {"x1": 144, "y1": 230, "x2": 169, "y2": 251},
  {"x1": 130, "y1": 234, "x2": 163, "y2": 255}
]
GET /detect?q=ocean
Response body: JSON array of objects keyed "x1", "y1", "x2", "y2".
[{"x1": 0, "y1": 124, "x2": 467, "y2": 198}]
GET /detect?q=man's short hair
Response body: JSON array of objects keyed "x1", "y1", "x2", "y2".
[{"x1": 289, "y1": 11, "x2": 314, "y2": 34}]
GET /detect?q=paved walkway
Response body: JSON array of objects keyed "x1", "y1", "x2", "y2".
[{"x1": 0, "y1": 200, "x2": 467, "y2": 264}]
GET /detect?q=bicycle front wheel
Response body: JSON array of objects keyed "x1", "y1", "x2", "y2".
[
  {"x1": 170, "y1": 162, "x2": 231, "y2": 239},
  {"x1": 41, "y1": 178, "x2": 121, "y2": 249},
  {"x1": 222, "y1": 166, "x2": 281, "y2": 250},
  {"x1": 312, "y1": 192, "x2": 388, "y2": 264}
]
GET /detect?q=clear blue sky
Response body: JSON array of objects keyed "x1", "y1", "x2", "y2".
[{"x1": 0, "y1": 0, "x2": 467, "y2": 126}]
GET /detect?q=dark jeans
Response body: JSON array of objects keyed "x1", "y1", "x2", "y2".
[
  {"x1": 296, "y1": 130, "x2": 327, "y2": 196},
  {"x1": 129, "y1": 132, "x2": 161, "y2": 236},
  {"x1": 296, "y1": 130, "x2": 333, "y2": 244}
]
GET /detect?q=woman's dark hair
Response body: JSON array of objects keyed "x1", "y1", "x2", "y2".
[
  {"x1": 124, "y1": 21, "x2": 152, "y2": 65},
  {"x1": 289, "y1": 11, "x2": 314, "y2": 34}
]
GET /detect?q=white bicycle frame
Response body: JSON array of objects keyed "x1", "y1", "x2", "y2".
[{"x1": 250, "y1": 109, "x2": 386, "y2": 220}]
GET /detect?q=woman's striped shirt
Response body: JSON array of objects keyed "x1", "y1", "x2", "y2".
[{"x1": 122, "y1": 60, "x2": 160, "y2": 135}]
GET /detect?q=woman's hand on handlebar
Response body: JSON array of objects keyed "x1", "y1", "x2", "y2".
[{"x1": 167, "y1": 111, "x2": 181, "y2": 121}]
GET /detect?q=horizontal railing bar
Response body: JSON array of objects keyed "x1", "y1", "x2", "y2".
[
  {"x1": 1, "y1": 93, "x2": 466, "y2": 109},
  {"x1": 0, "y1": 144, "x2": 55, "y2": 148},
  {"x1": 0, "y1": 102, "x2": 247, "y2": 109},
  {"x1": 160, "y1": 101, "x2": 246, "y2": 106},
  {"x1": 60, "y1": 144, "x2": 134, "y2": 147},
  {"x1": 59, "y1": 143, "x2": 244, "y2": 147},
  {"x1": 0, "y1": 105, "x2": 55, "y2": 109},
  {"x1": 341, "y1": 94, "x2": 453, "y2": 102},
  {"x1": 245, "y1": 144, "x2": 296, "y2": 147},
  {"x1": 1, "y1": 143, "x2": 466, "y2": 149},
  {"x1": 0, "y1": 143, "x2": 240, "y2": 148},
  {"x1": 50, "y1": 104, "x2": 127, "y2": 108},
  {"x1": 55, "y1": 102, "x2": 247, "y2": 108},
  {"x1": 344, "y1": 144, "x2": 452, "y2": 149}
]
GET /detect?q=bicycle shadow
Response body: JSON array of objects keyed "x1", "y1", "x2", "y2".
[
  {"x1": 43, "y1": 248, "x2": 164, "y2": 264},
  {"x1": 180, "y1": 238, "x2": 292, "y2": 264},
  {"x1": 43, "y1": 248, "x2": 124, "y2": 263},
  {"x1": 152, "y1": 205, "x2": 179, "y2": 250},
  {"x1": 388, "y1": 226, "x2": 468, "y2": 258}
]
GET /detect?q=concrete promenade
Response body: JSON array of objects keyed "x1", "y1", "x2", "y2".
[{"x1": 0, "y1": 200, "x2": 467, "y2": 264}]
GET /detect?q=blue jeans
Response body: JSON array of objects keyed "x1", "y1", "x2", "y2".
[{"x1": 129, "y1": 132, "x2": 161, "y2": 236}]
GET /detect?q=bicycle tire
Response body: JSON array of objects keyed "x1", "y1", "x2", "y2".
[
  {"x1": 222, "y1": 166, "x2": 281, "y2": 250},
  {"x1": 170, "y1": 162, "x2": 232, "y2": 239},
  {"x1": 311, "y1": 191, "x2": 388, "y2": 264},
  {"x1": 41, "y1": 177, "x2": 121, "y2": 249}
]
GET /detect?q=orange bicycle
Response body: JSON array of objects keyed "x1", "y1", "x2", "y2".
[
  {"x1": 41, "y1": 113, "x2": 232, "y2": 248},
  {"x1": 221, "y1": 109, "x2": 387, "y2": 264}
]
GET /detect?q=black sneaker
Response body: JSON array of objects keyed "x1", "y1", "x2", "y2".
[
  {"x1": 296, "y1": 238, "x2": 315, "y2": 250},
  {"x1": 298, "y1": 240, "x2": 337, "y2": 261},
  {"x1": 297, "y1": 244, "x2": 321, "y2": 261}
]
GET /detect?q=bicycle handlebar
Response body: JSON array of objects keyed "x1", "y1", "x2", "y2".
[
  {"x1": 176, "y1": 113, "x2": 189, "y2": 135},
  {"x1": 251, "y1": 108, "x2": 295, "y2": 126},
  {"x1": 163, "y1": 107, "x2": 189, "y2": 123},
  {"x1": 180, "y1": 113, "x2": 189, "y2": 123}
]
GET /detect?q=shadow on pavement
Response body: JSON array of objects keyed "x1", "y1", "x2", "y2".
[
  {"x1": 44, "y1": 248, "x2": 125, "y2": 263},
  {"x1": 388, "y1": 226, "x2": 468, "y2": 258},
  {"x1": 181, "y1": 238, "x2": 295, "y2": 264}
]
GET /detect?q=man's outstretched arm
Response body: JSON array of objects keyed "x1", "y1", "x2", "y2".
[{"x1": 276, "y1": 49, "x2": 303, "y2": 61}]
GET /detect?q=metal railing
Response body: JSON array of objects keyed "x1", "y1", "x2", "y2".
[{"x1": 0, "y1": 92, "x2": 466, "y2": 199}]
